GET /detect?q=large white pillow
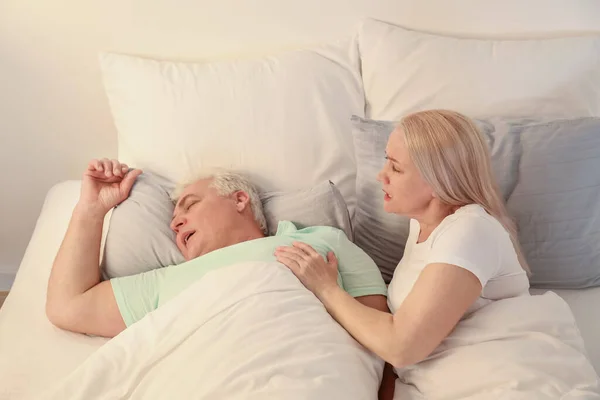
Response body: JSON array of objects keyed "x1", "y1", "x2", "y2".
[
  {"x1": 99, "y1": 42, "x2": 363, "y2": 211},
  {"x1": 358, "y1": 19, "x2": 600, "y2": 120}
]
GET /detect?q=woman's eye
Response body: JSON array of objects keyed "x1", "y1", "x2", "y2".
[{"x1": 385, "y1": 155, "x2": 401, "y2": 173}]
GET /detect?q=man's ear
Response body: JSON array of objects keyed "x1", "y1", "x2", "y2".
[{"x1": 233, "y1": 190, "x2": 251, "y2": 212}]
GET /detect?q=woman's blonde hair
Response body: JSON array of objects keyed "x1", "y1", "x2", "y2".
[{"x1": 399, "y1": 109, "x2": 530, "y2": 274}]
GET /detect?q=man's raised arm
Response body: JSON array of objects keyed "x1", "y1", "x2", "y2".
[{"x1": 46, "y1": 159, "x2": 141, "y2": 337}]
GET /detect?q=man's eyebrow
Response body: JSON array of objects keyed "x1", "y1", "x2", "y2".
[{"x1": 171, "y1": 194, "x2": 193, "y2": 221}]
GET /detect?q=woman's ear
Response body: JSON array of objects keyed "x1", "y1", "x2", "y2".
[{"x1": 234, "y1": 191, "x2": 251, "y2": 212}]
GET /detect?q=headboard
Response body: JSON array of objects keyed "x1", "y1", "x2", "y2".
[{"x1": 1, "y1": 0, "x2": 600, "y2": 279}]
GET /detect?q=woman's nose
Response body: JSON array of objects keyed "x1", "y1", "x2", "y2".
[{"x1": 377, "y1": 168, "x2": 388, "y2": 184}]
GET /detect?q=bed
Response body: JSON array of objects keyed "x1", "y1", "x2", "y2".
[
  {"x1": 2, "y1": 1, "x2": 600, "y2": 399},
  {"x1": 1, "y1": 181, "x2": 598, "y2": 399}
]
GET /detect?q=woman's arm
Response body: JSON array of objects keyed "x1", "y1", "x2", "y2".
[
  {"x1": 317, "y1": 262, "x2": 481, "y2": 368},
  {"x1": 354, "y1": 295, "x2": 396, "y2": 400},
  {"x1": 355, "y1": 295, "x2": 388, "y2": 312},
  {"x1": 275, "y1": 241, "x2": 483, "y2": 369}
]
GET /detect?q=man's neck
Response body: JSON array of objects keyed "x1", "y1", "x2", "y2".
[
  {"x1": 199, "y1": 222, "x2": 265, "y2": 258},
  {"x1": 228, "y1": 226, "x2": 265, "y2": 244}
]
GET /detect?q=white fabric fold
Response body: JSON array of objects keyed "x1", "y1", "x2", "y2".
[{"x1": 41, "y1": 262, "x2": 383, "y2": 399}]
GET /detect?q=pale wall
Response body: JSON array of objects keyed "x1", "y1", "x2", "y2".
[{"x1": 1, "y1": 0, "x2": 599, "y2": 288}]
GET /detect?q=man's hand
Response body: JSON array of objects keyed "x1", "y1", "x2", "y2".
[
  {"x1": 46, "y1": 158, "x2": 140, "y2": 337},
  {"x1": 78, "y1": 158, "x2": 142, "y2": 216}
]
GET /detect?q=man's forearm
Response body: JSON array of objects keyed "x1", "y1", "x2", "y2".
[
  {"x1": 378, "y1": 363, "x2": 396, "y2": 400},
  {"x1": 47, "y1": 205, "x2": 105, "y2": 306}
]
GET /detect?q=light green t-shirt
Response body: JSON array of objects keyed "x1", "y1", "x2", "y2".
[{"x1": 111, "y1": 221, "x2": 387, "y2": 327}]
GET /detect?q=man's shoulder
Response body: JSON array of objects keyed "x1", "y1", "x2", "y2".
[
  {"x1": 276, "y1": 220, "x2": 342, "y2": 237},
  {"x1": 295, "y1": 224, "x2": 362, "y2": 253},
  {"x1": 141, "y1": 258, "x2": 194, "y2": 279}
]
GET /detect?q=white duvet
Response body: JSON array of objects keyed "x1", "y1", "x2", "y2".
[
  {"x1": 41, "y1": 261, "x2": 384, "y2": 399},
  {"x1": 394, "y1": 292, "x2": 600, "y2": 399},
  {"x1": 41, "y1": 261, "x2": 599, "y2": 400}
]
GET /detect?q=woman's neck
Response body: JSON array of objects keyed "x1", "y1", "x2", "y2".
[{"x1": 414, "y1": 200, "x2": 459, "y2": 243}]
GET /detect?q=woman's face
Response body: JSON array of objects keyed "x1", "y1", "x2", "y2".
[{"x1": 377, "y1": 128, "x2": 434, "y2": 216}]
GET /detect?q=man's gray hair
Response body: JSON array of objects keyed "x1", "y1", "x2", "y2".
[{"x1": 171, "y1": 170, "x2": 268, "y2": 235}]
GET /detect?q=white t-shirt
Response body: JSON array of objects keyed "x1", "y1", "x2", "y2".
[{"x1": 387, "y1": 204, "x2": 530, "y2": 315}]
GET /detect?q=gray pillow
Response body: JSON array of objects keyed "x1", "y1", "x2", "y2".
[
  {"x1": 506, "y1": 117, "x2": 600, "y2": 289},
  {"x1": 351, "y1": 116, "x2": 406, "y2": 283},
  {"x1": 101, "y1": 172, "x2": 184, "y2": 279},
  {"x1": 351, "y1": 115, "x2": 525, "y2": 282},
  {"x1": 262, "y1": 180, "x2": 353, "y2": 241},
  {"x1": 102, "y1": 176, "x2": 353, "y2": 279}
]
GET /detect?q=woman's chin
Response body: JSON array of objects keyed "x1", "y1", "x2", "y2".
[{"x1": 382, "y1": 199, "x2": 394, "y2": 213}]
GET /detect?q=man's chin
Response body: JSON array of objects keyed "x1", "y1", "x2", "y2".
[
  {"x1": 180, "y1": 248, "x2": 192, "y2": 261},
  {"x1": 184, "y1": 248, "x2": 203, "y2": 261}
]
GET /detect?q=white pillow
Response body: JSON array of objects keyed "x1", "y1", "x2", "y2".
[
  {"x1": 99, "y1": 42, "x2": 363, "y2": 211},
  {"x1": 358, "y1": 19, "x2": 600, "y2": 120}
]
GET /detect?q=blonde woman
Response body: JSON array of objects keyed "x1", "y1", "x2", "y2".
[{"x1": 274, "y1": 110, "x2": 531, "y2": 398}]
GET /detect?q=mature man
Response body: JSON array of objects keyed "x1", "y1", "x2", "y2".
[{"x1": 46, "y1": 159, "x2": 388, "y2": 338}]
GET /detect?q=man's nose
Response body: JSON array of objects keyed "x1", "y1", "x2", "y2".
[{"x1": 171, "y1": 216, "x2": 186, "y2": 232}]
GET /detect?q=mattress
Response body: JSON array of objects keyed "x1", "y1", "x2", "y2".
[
  {"x1": 0, "y1": 182, "x2": 110, "y2": 400},
  {"x1": 1, "y1": 181, "x2": 599, "y2": 399}
]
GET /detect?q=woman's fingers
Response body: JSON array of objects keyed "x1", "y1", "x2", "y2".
[
  {"x1": 276, "y1": 246, "x2": 339, "y2": 296},
  {"x1": 327, "y1": 251, "x2": 338, "y2": 266},
  {"x1": 275, "y1": 247, "x2": 305, "y2": 264},
  {"x1": 292, "y1": 241, "x2": 322, "y2": 259},
  {"x1": 275, "y1": 253, "x2": 302, "y2": 274}
]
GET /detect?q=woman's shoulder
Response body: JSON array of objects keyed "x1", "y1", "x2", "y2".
[
  {"x1": 424, "y1": 204, "x2": 523, "y2": 287},
  {"x1": 433, "y1": 204, "x2": 508, "y2": 244}
]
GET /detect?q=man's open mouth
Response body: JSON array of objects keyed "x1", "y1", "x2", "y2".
[{"x1": 184, "y1": 231, "x2": 195, "y2": 245}]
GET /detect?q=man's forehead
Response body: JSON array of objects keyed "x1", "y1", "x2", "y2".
[
  {"x1": 185, "y1": 177, "x2": 212, "y2": 193},
  {"x1": 175, "y1": 178, "x2": 213, "y2": 206}
]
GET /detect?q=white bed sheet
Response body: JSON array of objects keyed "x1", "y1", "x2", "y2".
[
  {"x1": 0, "y1": 182, "x2": 110, "y2": 400},
  {"x1": 530, "y1": 287, "x2": 600, "y2": 374},
  {"x1": 1, "y1": 181, "x2": 599, "y2": 399}
]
